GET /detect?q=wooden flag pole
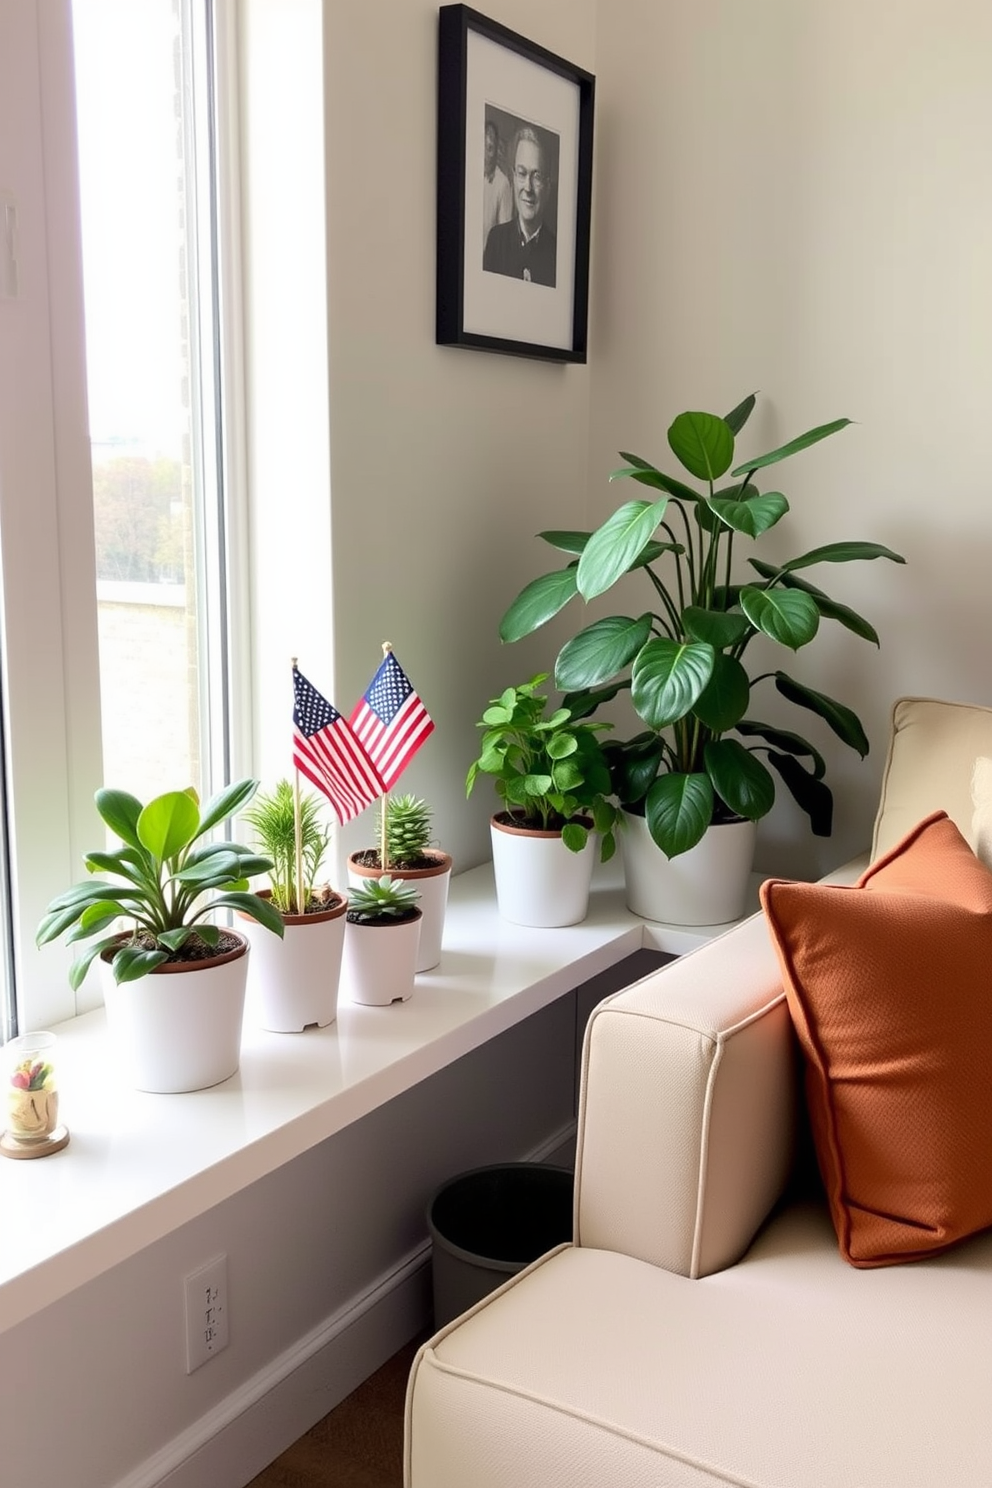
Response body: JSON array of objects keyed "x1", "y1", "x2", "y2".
[
  {"x1": 291, "y1": 657, "x2": 305, "y2": 914},
  {"x1": 379, "y1": 640, "x2": 392, "y2": 870}
]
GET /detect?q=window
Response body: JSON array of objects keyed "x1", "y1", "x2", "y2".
[
  {"x1": 0, "y1": 0, "x2": 244, "y2": 1033},
  {"x1": 72, "y1": 0, "x2": 236, "y2": 800}
]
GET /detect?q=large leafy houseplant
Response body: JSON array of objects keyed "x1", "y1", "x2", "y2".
[
  {"x1": 499, "y1": 396, "x2": 905, "y2": 858},
  {"x1": 37, "y1": 779, "x2": 285, "y2": 986},
  {"x1": 466, "y1": 674, "x2": 619, "y2": 860}
]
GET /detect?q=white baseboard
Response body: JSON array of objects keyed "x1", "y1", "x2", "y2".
[
  {"x1": 117, "y1": 1243, "x2": 433, "y2": 1488},
  {"x1": 113, "y1": 1119, "x2": 578, "y2": 1488}
]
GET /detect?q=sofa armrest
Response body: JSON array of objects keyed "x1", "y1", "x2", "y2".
[{"x1": 574, "y1": 912, "x2": 796, "y2": 1279}]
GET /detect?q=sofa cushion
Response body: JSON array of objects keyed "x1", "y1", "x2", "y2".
[
  {"x1": 872, "y1": 694, "x2": 992, "y2": 858},
  {"x1": 406, "y1": 1209, "x2": 992, "y2": 1488},
  {"x1": 760, "y1": 811, "x2": 992, "y2": 1267},
  {"x1": 971, "y1": 754, "x2": 992, "y2": 868}
]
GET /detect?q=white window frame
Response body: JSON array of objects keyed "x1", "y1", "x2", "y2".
[{"x1": 0, "y1": 0, "x2": 254, "y2": 1030}]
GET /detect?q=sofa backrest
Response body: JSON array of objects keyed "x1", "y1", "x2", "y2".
[{"x1": 872, "y1": 696, "x2": 992, "y2": 860}]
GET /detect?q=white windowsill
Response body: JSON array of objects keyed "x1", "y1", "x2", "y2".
[{"x1": 0, "y1": 859, "x2": 762, "y2": 1333}]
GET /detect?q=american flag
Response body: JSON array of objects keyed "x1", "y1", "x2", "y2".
[
  {"x1": 292, "y1": 666, "x2": 385, "y2": 823},
  {"x1": 350, "y1": 649, "x2": 435, "y2": 790}
]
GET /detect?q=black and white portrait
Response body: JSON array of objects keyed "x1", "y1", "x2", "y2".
[
  {"x1": 437, "y1": 5, "x2": 594, "y2": 361},
  {"x1": 481, "y1": 108, "x2": 559, "y2": 288}
]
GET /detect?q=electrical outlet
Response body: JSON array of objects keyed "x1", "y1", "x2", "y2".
[{"x1": 184, "y1": 1254, "x2": 229, "y2": 1373}]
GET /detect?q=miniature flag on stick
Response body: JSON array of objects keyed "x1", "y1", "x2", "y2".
[
  {"x1": 350, "y1": 644, "x2": 435, "y2": 791},
  {"x1": 292, "y1": 664, "x2": 385, "y2": 824}
]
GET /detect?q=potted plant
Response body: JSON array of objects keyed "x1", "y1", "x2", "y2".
[
  {"x1": 466, "y1": 674, "x2": 619, "y2": 927},
  {"x1": 342, "y1": 875, "x2": 422, "y2": 1006},
  {"x1": 348, "y1": 793, "x2": 452, "y2": 973},
  {"x1": 242, "y1": 778, "x2": 348, "y2": 1032},
  {"x1": 498, "y1": 395, "x2": 905, "y2": 924},
  {"x1": 35, "y1": 780, "x2": 284, "y2": 1092}
]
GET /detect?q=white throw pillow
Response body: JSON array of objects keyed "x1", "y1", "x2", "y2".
[{"x1": 971, "y1": 755, "x2": 992, "y2": 870}]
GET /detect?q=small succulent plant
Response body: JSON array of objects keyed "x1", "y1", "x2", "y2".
[
  {"x1": 380, "y1": 793, "x2": 434, "y2": 868},
  {"x1": 345, "y1": 875, "x2": 420, "y2": 925}
]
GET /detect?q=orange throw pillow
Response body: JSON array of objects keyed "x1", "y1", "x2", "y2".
[{"x1": 761, "y1": 811, "x2": 992, "y2": 1267}]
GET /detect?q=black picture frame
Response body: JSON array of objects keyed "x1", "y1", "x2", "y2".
[{"x1": 436, "y1": 5, "x2": 595, "y2": 363}]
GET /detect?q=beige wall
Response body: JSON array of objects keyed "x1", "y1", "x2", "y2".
[
  {"x1": 591, "y1": 0, "x2": 992, "y2": 878},
  {"x1": 321, "y1": 0, "x2": 598, "y2": 874}
]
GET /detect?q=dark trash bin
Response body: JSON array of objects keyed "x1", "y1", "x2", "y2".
[{"x1": 427, "y1": 1162, "x2": 574, "y2": 1327}]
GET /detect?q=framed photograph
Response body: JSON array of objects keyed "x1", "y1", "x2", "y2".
[{"x1": 436, "y1": 4, "x2": 595, "y2": 362}]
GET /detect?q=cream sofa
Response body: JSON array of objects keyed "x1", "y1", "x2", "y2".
[{"x1": 405, "y1": 698, "x2": 992, "y2": 1488}]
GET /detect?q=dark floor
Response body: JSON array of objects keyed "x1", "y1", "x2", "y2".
[{"x1": 246, "y1": 1335, "x2": 422, "y2": 1488}]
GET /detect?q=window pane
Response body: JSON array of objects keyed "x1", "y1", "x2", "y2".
[{"x1": 72, "y1": 0, "x2": 228, "y2": 803}]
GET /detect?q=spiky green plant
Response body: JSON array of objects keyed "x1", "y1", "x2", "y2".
[
  {"x1": 345, "y1": 875, "x2": 420, "y2": 924},
  {"x1": 243, "y1": 779, "x2": 331, "y2": 915},
  {"x1": 379, "y1": 793, "x2": 434, "y2": 868}
]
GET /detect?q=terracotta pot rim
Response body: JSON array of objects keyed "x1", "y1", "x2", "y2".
[
  {"x1": 347, "y1": 849, "x2": 452, "y2": 880},
  {"x1": 100, "y1": 927, "x2": 248, "y2": 974},
  {"x1": 255, "y1": 887, "x2": 348, "y2": 927},
  {"x1": 490, "y1": 813, "x2": 593, "y2": 842}
]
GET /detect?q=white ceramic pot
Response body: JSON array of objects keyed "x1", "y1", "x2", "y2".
[
  {"x1": 621, "y1": 811, "x2": 757, "y2": 926},
  {"x1": 100, "y1": 932, "x2": 249, "y2": 1093},
  {"x1": 347, "y1": 851, "x2": 451, "y2": 972},
  {"x1": 245, "y1": 892, "x2": 347, "y2": 1032},
  {"x1": 489, "y1": 815, "x2": 596, "y2": 928},
  {"x1": 342, "y1": 909, "x2": 423, "y2": 1006}
]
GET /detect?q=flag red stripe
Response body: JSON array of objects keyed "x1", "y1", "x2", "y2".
[
  {"x1": 293, "y1": 721, "x2": 383, "y2": 823},
  {"x1": 352, "y1": 696, "x2": 434, "y2": 788},
  {"x1": 306, "y1": 723, "x2": 384, "y2": 800}
]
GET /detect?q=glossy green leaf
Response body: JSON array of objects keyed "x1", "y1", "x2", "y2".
[
  {"x1": 631, "y1": 638, "x2": 715, "y2": 729},
  {"x1": 66, "y1": 907, "x2": 124, "y2": 944},
  {"x1": 604, "y1": 734, "x2": 663, "y2": 806},
  {"x1": 740, "y1": 586, "x2": 820, "y2": 650},
  {"x1": 704, "y1": 739, "x2": 775, "y2": 820},
  {"x1": 560, "y1": 679, "x2": 629, "y2": 720},
  {"x1": 775, "y1": 673, "x2": 870, "y2": 756},
  {"x1": 708, "y1": 491, "x2": 788, "y2": 538},
  {"x1": 777, "y1": 540, "x2": 906, "y2": 574},
  {"x1": 552, "y1": 758, "x2": 583, "y2": 791},
  {"x1": 555, "y1": 613, "x2": 653, "y2": 691},
  {"x1": 524, "y1": 773, "x2": 554, "y2": 797},
  {"x1": 748, "y1": 559, "x2": 880, "y2": 644},
  {"x1": 561, "y1": 821, "x2": 590, "y2": 853},
  {"x1": 612, "y1": 455, "x2": 700, "y2": 505},
  {"x1": 682, "y1": 606, "x2": 752, "y2": 649},
  {"x1": 577, "y1": 500, "x2": 669, "y2": 600},
  {"x1": 137, "y1": 790, "x2": 200, "y2": 864},
  {"x1": 499, "y1": 567, "x2": 578, "y2": 642},
  {"x1": 538, "y1": 530, "x2": 590, "y2": 555},
  {"x1": 211, "y1": 892, "x2": 285, "y2": 937},
  {"x1": 111, "y1": 944, "x2": 171, "y2": 983},
  {"x1": 667, "y1": 412, "x2": 734, "y2": 483},
  {"x1": 723, "y1": 393, "x2": 757, "y2": 435},
  {"x1": 734, "y1": 719, "x2": 827, "y2": 779},
  {"x1": 158, "y1": 927, "x2": 194, "y2": 952},
  {"x1": 174, "y1": 850, "x2": 241, "y2": 885},
  {"x1": 645, "y1": 772, "x2": 714, "y2": 858},
  {"x1": 546, "y1": 732, "x2": 578, "y2": 760},
  {"x1": 68, "y1": 935, "x2": 122, "y2": 992},
  {"x1": 196, "y1": 779, "x2": 258, "y2": 840},
  {"x1": 767, "y1": 752, "x2": 833, "y2": 835},
  {"x1": 692, "y1": 654, "x2": 750, "y2": 732},
  {"x1": 730, "y1": 418, "x2": 852, "y2": 477},
  {"x1": 94, "y1": 789, "x2": 145, "y2": 852}
]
